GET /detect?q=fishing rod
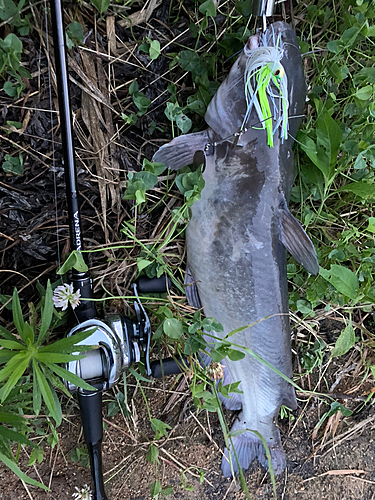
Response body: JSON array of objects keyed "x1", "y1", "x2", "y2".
[{"x1": 49, "y1": 1, "x2": 184, "y2": 498}]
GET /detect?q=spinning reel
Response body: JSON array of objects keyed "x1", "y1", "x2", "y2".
[{"x1": 65, "y1": 276, "x2": 173, "y2": 394}]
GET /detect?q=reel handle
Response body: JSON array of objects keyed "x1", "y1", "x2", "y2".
[
  {"x1": 136, "y1": 276, "x2": 171, "y2": 294},
  {"x1": 150, "y1": 356, "x2": 187, "y2": 379}
]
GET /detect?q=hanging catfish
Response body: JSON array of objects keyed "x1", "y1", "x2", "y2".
[{"x1": 153, "y1": 22, "x2": 318, "y2": 476}]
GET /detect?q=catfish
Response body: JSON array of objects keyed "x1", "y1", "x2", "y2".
[{"x1": 153, "y1": 21, "x2": 318, "y2": 476}]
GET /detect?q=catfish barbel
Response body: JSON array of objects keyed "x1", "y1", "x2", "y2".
[{"x1": 153, "y1": 22, "x2": 318, "y2": 476}]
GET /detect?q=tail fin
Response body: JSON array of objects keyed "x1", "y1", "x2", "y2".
[{"x1": 221, "y1": 418, "x2": 286, "y2": 477}]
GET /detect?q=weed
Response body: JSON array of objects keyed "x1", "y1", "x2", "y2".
[{"x1": 0, "y1": 282, "x2": 96, "y2": 485}]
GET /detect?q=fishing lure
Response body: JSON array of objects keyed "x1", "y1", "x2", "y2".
[{"x1": 242, "y1": 31, "x2": 289, "y2": 147}]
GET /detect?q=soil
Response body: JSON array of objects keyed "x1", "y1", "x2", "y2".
[
  {"x1": 1, "y1": 368, "x2": 375, "y2": 500},
  {"x1": 0, "y1": 1, "x2": 374, "y2": 500}
]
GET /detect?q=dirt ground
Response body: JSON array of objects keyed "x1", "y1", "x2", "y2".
[
  {"x1": 1, "y1": 354, "x2": 375, "y2": 500},
  {"x1": 1, "y1": 1, "x2": 375, "y2": 499}
]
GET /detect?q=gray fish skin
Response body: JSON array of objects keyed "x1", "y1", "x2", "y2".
[{"x1": 153, "y1": 22, "x2": 318, "y2": 476}]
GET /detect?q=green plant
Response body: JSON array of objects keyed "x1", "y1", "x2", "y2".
[
  {"x1": 123, "y1": 159, "x2": 166, "y2": 207},
  {"x1": 0, "y1": 33, "x2": 31, "y2": 97},
  {"x1": 139, "y1": 36, "x2": 161, "y2": 60},
  {"x1": 0, "y1": 0, "x2": 31, "y2": 35},
  {"x1": 0, "y1": 281, "x2": 96, "y2": 486},
  {"x1": 2, "y1": 152, "x2": 23, "y2": 174},
  {"x1": 66, "y1": 21, "x2": 84, "y2": 49}
]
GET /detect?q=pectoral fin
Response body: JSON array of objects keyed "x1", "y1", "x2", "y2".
[
  {"x1": 184, "y1": 267, "x2": 202, "y2": 309},
  {"x1": 152, "y1": 130, "x2": 209, "y2": 170},
  {"x1": 279, "y1": 206, "x2": 319, "y2": 275}
]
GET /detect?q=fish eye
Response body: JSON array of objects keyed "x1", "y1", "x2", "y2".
[{"x1": 275, "y1": 69, "x2": 280, "y2": 76}]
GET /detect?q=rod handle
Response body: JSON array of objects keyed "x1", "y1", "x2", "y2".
[{"x1": 78, "y1": 391, "x2": 108, "y2": 500}]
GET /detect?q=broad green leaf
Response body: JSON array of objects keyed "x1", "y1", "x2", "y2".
[
  {"x1": 0, "y1": 452, "x2": 49, "y2": 490},
  {"x1": 355, "y1": 85, "x2": 373, "y2": 100},
  {"x1": 66, "y1": 21, "x2": 84, "y2": 49},
  {"x1": 150, "y1": 480, "x2": 162, "y2": 497},
  {"x1": 316, "y1": 108, "x2": 342, "y2": 170},
  {"x1": 146, "y1": 443, "x2": 159, "y2": 463},
  {"x1": 33, "y1": 359, "x2": 61, "y2": 425},
  {"x1": 331, "y1": 323, "x2": 356, "y2": 357},
  {"x1": 57, "y1": 251, "x2": 88, "y2": 275},
  {"x1": 296, "y1": 299, "x2": 315, "y2": 316},
  {"x1": 90, "y1": 0, "x2": 110, "y2": 13},
  {"x1": 0, "y1": 33, "x2": 22, "y2": 53},
  {"x1": 328, "y1": 401, "x2": 352, "y2": 417},
  {"x1": 3, "y1": 81, "x2": 18, "y2": 98},
  {"x1": 339, "y1": 182, "x2": 375, "y2": 200},
  {"x1": 298, "y1": 134, "x2": 330, "y2": 180},
  {"x1": 176, "y1": 113, "x2": 192, "y2": 134},
  {"x1": 0, "y1": 0, "x2": 18, "y2": 22},
  {"x1": 319, "y1": 265, "x2": 359, "y2": 300},
  {"x1": 2, "y1": 154, "x2": 23, "y2": 175},
  {"x1": 199, "y1": 0, "x2": 217, "y2": 16},
  {"x1": 354, "y1": 153, "x2": 366, "y2": 169},
  {"x1": 137, "y1": 258, "x2": 152, "y2": 272},
  {"x1": 151, "y1": 418, "x2": 171, "y2": 440},
  {"x1": 161, "y1": 485, "x2": 173, "y2": 496},
  {"x1": 227, "y1": 349, "x2": 245, "y2": 361},
  {"x1": 148, "y1": 39, "x2": 160, "y2": 60},
  {"x1": 142, "y1": 159, "x2": 166, "y2": 176},
  {"x1": 27, "y1": 447, "x2": 44, "y2": 466},
  {"x1": 135, "y1": 189, "x2": 146, "y2": 205},
  {"x1": 178, "y1": 50, "x2": 200, "y2": 72},
  {"x1": 38, "y1": 280, "x2": 53, "y2": 344},
  {"x1": 366, "y1": 217, "x2": 375, "y2": 233},
  {"x1": 12, "y1": 288, "x2": 25, "y2": 341},
  {"x1": 163, "y1": 318, "x2": 184, "y2": 339}
]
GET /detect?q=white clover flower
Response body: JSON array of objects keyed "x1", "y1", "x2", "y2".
[
  {"x1": 207, "y1": 362, "x2": 224, "y2": 381},
  {"x1": 53, "y1": 283, "x2": 81, "y2": 311},
  {"x1": 72, "y1": 484, "x2": 92, "y2": 499}
]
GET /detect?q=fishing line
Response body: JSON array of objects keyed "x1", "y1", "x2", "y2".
[{"x1": 44, "y1": 0, "x2": 62, "y2": 277}]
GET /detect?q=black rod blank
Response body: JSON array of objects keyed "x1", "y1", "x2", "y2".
[{"x1": 50, "y1": 0, "x2": 83, "y2": 253}]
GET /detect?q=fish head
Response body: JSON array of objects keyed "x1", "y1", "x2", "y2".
[{"x1": 204, "y1": 21, "x2": 306, "y2": 146}]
